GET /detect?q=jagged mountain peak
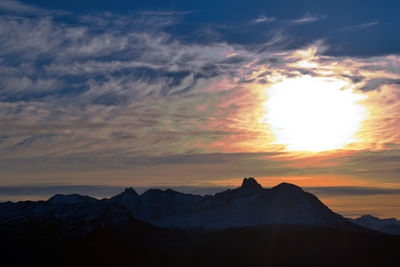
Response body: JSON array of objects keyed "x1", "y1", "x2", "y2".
[
  {"x1": 109, "y1": 187, "x2": 140, "y2": 203},
  {"x1": 122, "y1": 187, "x2": 139, "y2": 195},
  {"x1": 240, "y1": 177, "x2": 263, "y2": 192}
]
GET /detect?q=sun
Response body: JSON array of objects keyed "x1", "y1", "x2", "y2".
[{"x1": 264, "y1": 75, "x2": 367, "y2": 152}]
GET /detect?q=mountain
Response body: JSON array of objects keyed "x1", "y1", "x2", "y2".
[
  {"x1": 0, "y1": 187, "x2": 204, "y2": 225},
  {"x1": 154, "y1": 178, "x2": 346, "y2": 228},
  {"x1": 0, "y1": 178, "x2": 346, "y2": 229},
  {"x1": 140, "y1": 188, "x2": 205, "y2": 220},
  {"x1": 0, "y1": 199, "x2": 132, "y2": 228},
  {"x1": 349, "y1": 215, "x2": 400, "y2": 235},
  {"x1": 108, "y1": 187, "x2": 205, "y2": 221},
  {"x1": 48, "y1": 193, "x2": 97, "y2": 205},
  {"x1": 108, "y1": 187, "x2": 142, "y2": 215}
]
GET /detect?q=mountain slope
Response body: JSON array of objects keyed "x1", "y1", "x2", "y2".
[
  {"x1": 48, "y1": 194, "x2": 97, "y2": 205},
  {"x1": 1, "y1": 178, "x2": 383, "y2": 231},
  {"x1": 155, "y1": 178, "x2": 346, "y2": 228},
  {"x1": 349, "y1": 215, "x2": 400, "y2": 235},
  {"x1": 107, "y1": 187, "x2": 205, "y2": 221}
]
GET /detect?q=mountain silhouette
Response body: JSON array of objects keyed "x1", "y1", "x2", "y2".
[
  {"x1": 349, "y1": 214, "x2": 400, "y2": 235},
  {"x1": 155, "y1": 178, "x2": 345, "y2": 228},
  {"x1": 108, "y1": 187, "x2": 205, "y2": 221},
  {"x1": 48, "y1": 193, "x2": 97, "y2": 205},
  {"x1": 240, "y1": 177, "x2": 264, "y2": 194},
  {"x1": 0, "y1": 178, "x2": 345, "y2": 229}
]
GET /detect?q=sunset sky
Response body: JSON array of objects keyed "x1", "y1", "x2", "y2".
[{"x1": 1, "y1": 0, "x2": 400, "y2": 218}]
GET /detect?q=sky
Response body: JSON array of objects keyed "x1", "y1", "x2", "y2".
[{"x1": 0, "y1": 0, "x2": 400, "y2": 218}]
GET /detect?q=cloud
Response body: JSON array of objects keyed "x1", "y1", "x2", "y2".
[
  {"x1": 251, "y1": 15, "x2": 276, "y2": 24},
  {"x1": 359, "y1": 78, "x2": 400, "y2": 91},
  {"x1": 139, "y1": 10, "x2": 194, "y2": 16},
  {"x1": 340, "y1": 21, "x2": 379, "y2": 32},
  {"x1": 0, "y1": 77, "x2": 62, "y2": 94},
  {"x1": 290, "y1": 12, "x2": 327, "y2": 24},
  {"x1": 0, "y1": 0, "x2": 49, "y2": 15}
]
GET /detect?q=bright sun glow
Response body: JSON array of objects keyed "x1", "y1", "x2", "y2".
[{"x1": 264, "y1": 75, "x2": 367, "y2": 152}]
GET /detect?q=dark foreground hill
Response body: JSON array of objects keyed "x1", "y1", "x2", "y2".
[{"x1": 1, "y1": 219, "x2": 399, "y2": 267}]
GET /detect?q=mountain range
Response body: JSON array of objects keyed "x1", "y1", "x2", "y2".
[
  {"x1": 1, "y1": 177, "x2": 398, "y2": 234},
  {"x1": 0, "y1": 178, "x2": 347, "y2": 228},
  {"x1": 350, "y1": 214, "x2": 400, "y2": 235},
  {"x1": 1, "y1": 177, "x2": 399, "y2": 266}
]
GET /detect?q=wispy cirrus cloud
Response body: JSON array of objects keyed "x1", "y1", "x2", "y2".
[
  {"x1": 340, "y1": 21, "x2": 379, "y2": 31},
  {"x1": 251, "y1": 14, "x2": 276, "y2": 24},
  {"x1": 359, "y1": 78, "x2": 400, "y2": 91},
  {"x1": 139, "y1": 10, "x2": 195, "y2": 16},
  {"x1": 0, "y1": 0, "x2": 48, "y2": 15},
  {"x1": 290, "y1": 12, "x2": 327, "y2": 24}
]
